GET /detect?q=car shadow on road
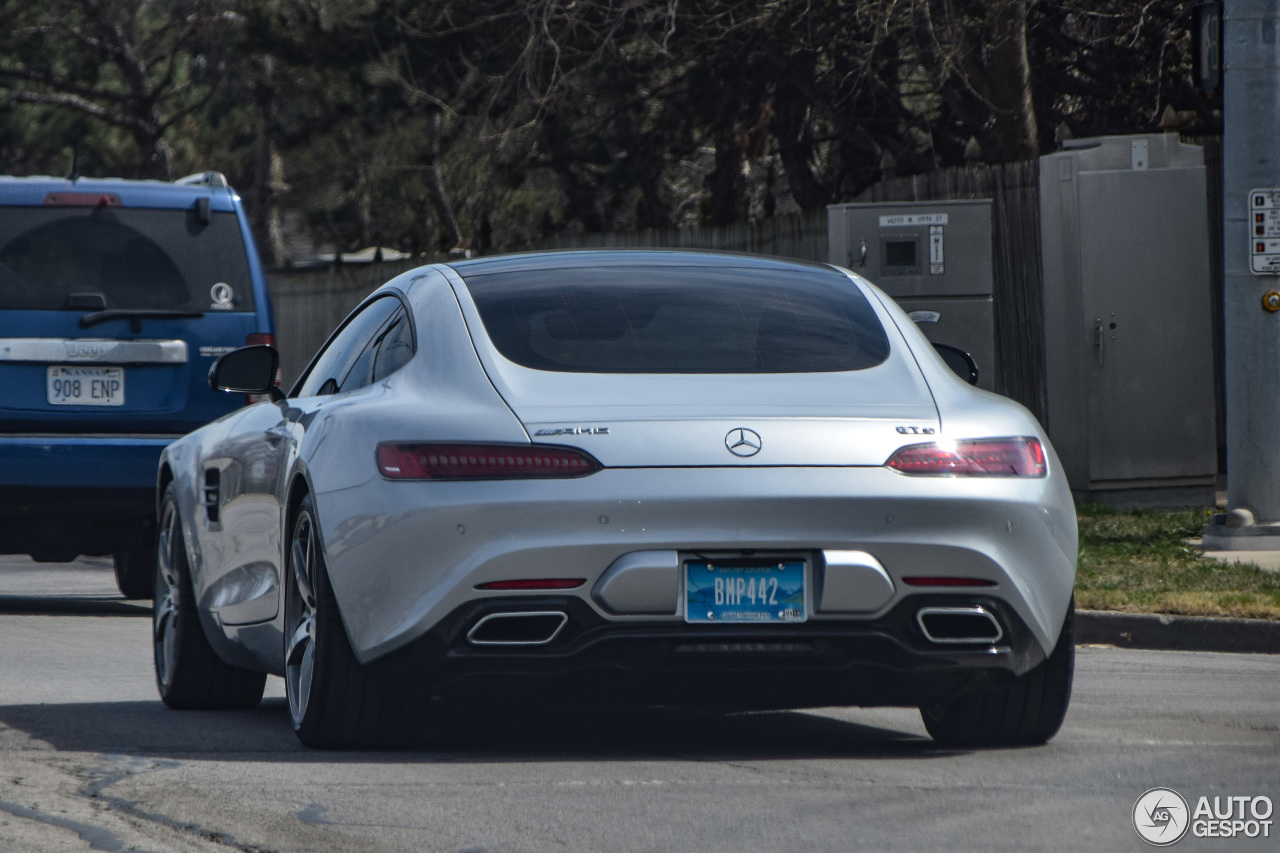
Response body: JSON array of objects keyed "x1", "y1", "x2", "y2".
[{"x1": 0, "y1": 697, "x2": 961, "y2": 762}]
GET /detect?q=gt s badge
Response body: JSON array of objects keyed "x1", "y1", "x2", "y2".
[{"x1": 895, "y1": 426, "x2": 936, "y2": 435}]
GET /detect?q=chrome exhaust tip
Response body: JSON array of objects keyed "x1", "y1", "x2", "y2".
[
  {"x1": 916, "y1": 606, "x2": 1003, "y2": 644},
  {"x1": 466, "y1": 611, "x2": 568, "y2": 646}
]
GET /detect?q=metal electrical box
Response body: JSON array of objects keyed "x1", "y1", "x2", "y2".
[
  {"x1": 828, "y1": 200, "x2": 997, "y2": 391},
  {"x1": 1039, "y1": 134, "x2": 1216, "y2": 505}
]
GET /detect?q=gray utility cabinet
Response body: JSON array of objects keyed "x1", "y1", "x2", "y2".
[
  {"x1": 1039, "y1": 134, "x2": 1216, "y2": 505},
  {"x1": 827, "y1": 200, "x2": 997, "y2": 391}
]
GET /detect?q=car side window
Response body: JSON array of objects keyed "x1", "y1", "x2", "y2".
[
  {"x1": 371, "y1": 308, "x2": 414, "y2": 383},
  {"x1": 342, "y1": 306, "x2": 413, "y2": 391},
  {"x1": 295, "y1": 296, "x2": 403, "y2": 398}
]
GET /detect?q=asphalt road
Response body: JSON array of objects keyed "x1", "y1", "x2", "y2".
[{"x1": 0, "y1": 556, "x2": 1276, "y2": 853}]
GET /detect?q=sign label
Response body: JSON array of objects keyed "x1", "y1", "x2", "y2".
[
  {"x1": 929, "y1": 224, "x2": 944, "y2": 274},
  {"x1": 878, "y1": 213, "x2": 948, "y2": 227},
  {"x1": 1250, "y1": 189, "x2": 1280, "y2": 274}
]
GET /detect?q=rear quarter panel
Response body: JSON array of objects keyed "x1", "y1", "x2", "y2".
[{"x1": 851, "y1": 269, "x2": 1078, "y2": 638}]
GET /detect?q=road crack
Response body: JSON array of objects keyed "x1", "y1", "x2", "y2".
[{"x1": 67, "y1": 753, "x2": 282, "y2": 853}]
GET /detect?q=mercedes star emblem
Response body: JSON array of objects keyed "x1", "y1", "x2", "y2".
[{"x1": 725, "y1": 427, "x2": 762, "y2": 457}]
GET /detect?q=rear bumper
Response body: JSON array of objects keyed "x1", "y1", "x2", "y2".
[
  {"x1": 318, "y1": 466, "x2": 1077, "y2": 664},
  {"x1": 0, "y1": 434, "x2": 176, "y2": 489},
  {"x1": 0, "y1": 435, "x2": 174, "y2": 557},
  {"x1": 371, "y1": 594, "x2": 1050, "y2": 709}
]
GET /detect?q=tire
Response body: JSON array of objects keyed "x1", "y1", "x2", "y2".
[
  {"x1": 920, "y1": 601, "x2": 1074, "y2": 748},
  {"x1": 153, "y1": 486, "x2": 266, "y2": 710},
  {"x1": 285, "y1": 493, "x2": 432, "y2": 748},
  {"x1": 113, "y1": 544, "x2": 155, "y2": 600}
]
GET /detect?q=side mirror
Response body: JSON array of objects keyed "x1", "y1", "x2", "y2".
[
  {"x1": 932, "y1": 342, "x2": 980, "y2": 386},
  {"x1": 210, "y1": 345, "x2": 283, "y2": 399}
]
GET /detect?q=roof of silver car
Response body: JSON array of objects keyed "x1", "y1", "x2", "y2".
[{"x1": 446, "y1": 248, "x2": 837, "y2": 278}]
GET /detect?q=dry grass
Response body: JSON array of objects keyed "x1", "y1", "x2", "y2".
[{"x1": 1075, "y1": 505, "x2": 1280, "y2": 621}]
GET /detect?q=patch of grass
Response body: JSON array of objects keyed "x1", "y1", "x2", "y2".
[{"x1": 1075, "y1": 506, "x2": 1280, "y2": 620}]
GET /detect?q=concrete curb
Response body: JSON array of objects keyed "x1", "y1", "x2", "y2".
[{"x1": 1076, "y1": 609, "x2": 1280, "y2": 655}]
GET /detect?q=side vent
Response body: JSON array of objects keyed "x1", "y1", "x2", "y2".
[{"x1": 202, "y1": 469, "x2": 221, "y2": 523}]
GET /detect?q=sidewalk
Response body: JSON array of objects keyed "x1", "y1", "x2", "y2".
[
  {"x1": 1196, "y1": 545, "x2": 1280, "y2": 572},
  {"x1": 1197, "y1": 480, "x2": 1280, "y2": 571}
]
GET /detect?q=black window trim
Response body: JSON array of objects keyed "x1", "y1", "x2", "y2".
[{"x1": 288, "y1": 289, "x2": 416, "y2": 398}]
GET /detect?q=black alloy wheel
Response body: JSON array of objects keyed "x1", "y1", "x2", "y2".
[
  {"x1": 284, "y1": 492, "x2": 434, "y2": 748},
  {"x1": 153, "y1": 485, "x2": 266, "y2": 709}
]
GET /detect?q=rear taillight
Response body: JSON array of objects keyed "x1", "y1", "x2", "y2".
[
  {"x1": 885, "y1": 437, "x2": 1046, "y2": 477},
  {"x1": 376, "y1": 443, "x2": 602, "y2": 480}
]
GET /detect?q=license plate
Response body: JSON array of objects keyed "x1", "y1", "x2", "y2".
[
  {"x1": 685, "y1": 560, "x2": 807, "y2": 623},
  {"x1": 47, "y1": 366, "x2": 125, "y2": 406}
]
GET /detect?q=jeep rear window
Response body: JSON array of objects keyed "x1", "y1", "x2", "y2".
[
  {"x1": 0, "y1": 207, "x2": 254, "y2": 312},
  {"x1": 462, "y1": 265, "x2": 890, "y2": 373}
]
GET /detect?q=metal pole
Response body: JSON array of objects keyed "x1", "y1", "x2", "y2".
[{"x1": 1223, "y1": 0, "x2": 1280, "y2": 524}]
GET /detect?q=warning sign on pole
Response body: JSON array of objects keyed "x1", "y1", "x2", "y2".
[{"x1": 1249, "y1": 189, "x2": 1280, "y2": 274}]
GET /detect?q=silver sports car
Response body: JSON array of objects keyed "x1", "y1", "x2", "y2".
[{"x1": 153, "y1": 250, "x2": 1077, "y2": 749}]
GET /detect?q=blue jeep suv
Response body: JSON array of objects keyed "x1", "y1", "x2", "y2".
[{"x1": 0, "y1": 172, "x2": 275, "y2": 598}]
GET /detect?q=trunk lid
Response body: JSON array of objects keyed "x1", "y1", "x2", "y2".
[{"x1": 502, "y1": 367, "x2": 938, "y2": 468}]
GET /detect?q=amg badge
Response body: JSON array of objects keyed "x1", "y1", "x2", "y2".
[{"x1": 534, "y1": 427, "x2": 610, "y2": 436}]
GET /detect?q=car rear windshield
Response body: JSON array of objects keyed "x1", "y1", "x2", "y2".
[
  {"x1": 462, "y1": 264, "x2": 891, "y2": 373},
  {"x1": 0, "y1": 206, "x2": 254, "y2": 312}
]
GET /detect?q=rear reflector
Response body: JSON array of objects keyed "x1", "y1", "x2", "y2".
[
  {"x1": 377, "y1": 443, "x2": 602, "y2": 480},
  {"x1": 902, "y1": 576, "x2": 997, "y2": 587},
  {"x1": 885, "y1": 437, "x2": 1046, "y2": 477},
  {"x1": 475, "y1": 578, "x2": 586, "y2": 591},
  {"x1": 43, "y1": 192, "x2": 121, "y2": 207}
]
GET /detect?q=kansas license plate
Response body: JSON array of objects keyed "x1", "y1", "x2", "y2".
[
  {"x1": 47, "y1": 366, "x2": 125, "y2": 406},
  {"x1": 685, "y1": 560, "x2": 806, "y2": 623}
]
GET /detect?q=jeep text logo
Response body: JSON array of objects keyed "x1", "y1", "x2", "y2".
[{"x1": 63, "y1": 342, "x2": 108, "y2": 360}]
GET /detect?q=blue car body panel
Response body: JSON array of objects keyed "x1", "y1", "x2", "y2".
[
  {"x1": 0, "y1": 174, "x2": 274, "y2": 560},
  {"x1": 0, "y1": 435, "x2": 177, "y2": 489}
]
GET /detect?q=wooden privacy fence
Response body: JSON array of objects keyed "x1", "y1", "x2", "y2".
[{"x1": 537, "y1": 211, "x2": 830, "y2": 262}]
